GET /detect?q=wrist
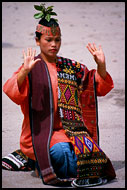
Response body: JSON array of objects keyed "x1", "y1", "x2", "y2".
[
  {"x1": 97, "y1": 64, "x2": 107, "y2": 80},
  {"x1": 17, "y1": 66, "x2": 29, "y2": 90},
  {"x1": 21, "y1": 65, "x2": 29, "y2": 76}
]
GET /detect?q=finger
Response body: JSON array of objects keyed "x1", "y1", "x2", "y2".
[
  {"x1": 32, "y1": 58, "x2": 41, "y2": 68},
  {"x1": 29, "y1": 48, "x2": 32, "y2": 57},
  {"x1": 27, "y1": 48, "x2": 30, "y2": 57},
  {"x1": 98, "y1": 45, "x2": 103, "y2": 51},
  {"x1": 93, "y1": 43, "x2": 97, "y2": 51},
  {"x1": 34, "y1": 58, "x2": 41, "y2": 64},
  {"x1": 88, "y1": 43, "x2": 95, "y2": 52},
  {"x1": 86, "y1": 44, "x2": 94, "y2": 56},
  {"x1": 22, "y1": 49, "x2": 26, "y2": 60},
  {"x1": 32, "y1": 49, "x2": 36, "y2": 58}
]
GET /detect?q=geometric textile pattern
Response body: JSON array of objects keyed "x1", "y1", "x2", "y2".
[
  {"x1": 2, "y1": 149, "x2": 35, "y2": 171},
  {"x1": 64, "y1": 86, "x2": 72, "y2": 102},
  {"x1": 70, "y1": 135, "x2": 102, "y2": 155},
  {"x1": 56, "y1": 56, "x2": 108, "y2": 180},
  {"x1": 70, "y1": 135, "x2": 108, "y2": 179},
  {"x1": 58, "y1": 83, "x2": 80, "y2": 106},
  {"x1": 57, "y1": 57, "x2": 84, "y2": 118},
  {"x1": 57, "y1": 56, "x2": 86, "y2": 135},
  {"x1": 84, "y1": 136, "x2": 93, "y2": 152}
]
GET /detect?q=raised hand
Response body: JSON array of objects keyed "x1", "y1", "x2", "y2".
[
  {"x1": 22, "y1": 48, "x2": 41, "y2": 73},
  {"x1": 86, "y1": 43, "x2": 107, "y2": 79},
  {"x1": 86, "y1": 43, "x2": 105, "y2": 66},
  {"x1": 17, "y1": 48, "x2": 41, "y2": 89}
]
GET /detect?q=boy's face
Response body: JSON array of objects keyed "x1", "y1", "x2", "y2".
[{"x1": 36, "y1": 32, "x2": 61, "y2": 62}]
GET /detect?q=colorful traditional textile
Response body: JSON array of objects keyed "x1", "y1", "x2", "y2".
[
  {"x1": 36, "y1": 24, "x2": 61, "y2": 36},
  {"x1": 56, "y1": 56, "x2": 108, "y2": 179},
  {"x1": 70, "y1": 135, "x2": 107, "y2": 179},
  {"x1": 2, "y1": 149, "x2": 35, "y2": 171},
  {"x1": 28, "y1": 55, "x2": 116, "y2": 185},
  {"x1": 28, "y1": 56, "x2": 65, "y2": 185},
  {"x1": 3, "y1": 54, "x2": 114, "y2": 161},
  {"x1": 80, "y1": 68, "x2": 100, "y2": 144},
  {"x1": 56, "y1": 56, "x2": 88, "y2": 133}
]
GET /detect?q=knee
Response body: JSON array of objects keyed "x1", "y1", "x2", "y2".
[
  {"x1": 50, "y1": 142, "x2": 77, "y2": 179},
  {"x1": 50, "y1": 143, "x2": 65, "y2": 166}
]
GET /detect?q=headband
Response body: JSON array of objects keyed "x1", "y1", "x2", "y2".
[{"x1": 36, "y1": 24, "x2": 61, "y2": 36}]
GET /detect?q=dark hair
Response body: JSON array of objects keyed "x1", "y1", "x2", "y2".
[{"x1": 35, "y1": 18, "x2": 59, "y2": 40}]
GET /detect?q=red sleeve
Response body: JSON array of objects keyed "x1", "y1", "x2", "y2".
[
  {"x1": 95, "y1": 71, "x2": 114, "y2": 96},
  {"x1": 3, "y1": 66, "x2": 29, "y2": 105}
]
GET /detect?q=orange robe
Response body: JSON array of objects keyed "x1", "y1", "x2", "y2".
[{"x1": 3, "y1": 61, "x2": 114, "y2": 161}]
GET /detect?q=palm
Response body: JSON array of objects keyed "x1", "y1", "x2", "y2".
[
  {"x1": 24, "y1": 56, "x2": 35, "y2": 70},
  {"x1": 86, "y1": 43, "x2": 105, "y2": 66},
  {"x1": 93, "y1": 49, "x2": 105, "y2": 66},
  {"x1": 23, "y1": 48, "x2": 41, "y2": 72}
]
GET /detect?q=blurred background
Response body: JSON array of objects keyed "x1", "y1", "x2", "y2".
[{"x1": 2, "y1": 2, "x2": 125, "y2": 188}]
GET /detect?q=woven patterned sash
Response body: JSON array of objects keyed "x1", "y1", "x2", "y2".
[
  {"x1": 28, "y1": 55, "x2": 116, "y2": 184},
  {"x1": 56, "y1": 56, "x2": 108, "y2": 179},
  {"x1": 29, "y1": 55, "x2": 74, "y2": 185}
]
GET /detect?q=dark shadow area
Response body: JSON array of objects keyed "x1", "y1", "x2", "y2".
[
  {"x1": 2, "y1": 42, "x2": 14, "y2": 48},
  {"x1": 31, "y1": 161, "x2": 125, "y2": 188},
  {"x1": 112, "y1": 160, "x2": 125, "y2": 171}
]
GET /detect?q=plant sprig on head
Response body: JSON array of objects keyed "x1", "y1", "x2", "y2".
[{"x1": 34, "y1": 3, "x2": 58, "y2": 23}]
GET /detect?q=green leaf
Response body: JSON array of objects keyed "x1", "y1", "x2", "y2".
[
  {"x1": 47, "y1": 6, "x2": 54, "y2": 11},
  {"x1": 34, "y1": 12, "x2": 44, "y2": 19},
  {"x1": 54, "y1": 19, "x2": 58, "y2": 23},
  {"x1": 33, "y1": 4, "x2": 58, "y2": 22},
  {"x1": 50, "y1": 12, "x2": 57, "y2": 16},
  {"x1": 47, "y1": 8, "x2": 53, "y2": 12},
  {"x1": 45, "y1": 14, "x2": 51, "y2": 22},
  {"x1": 34, "y1": 5, "x2": 43, "y2": 11},
  {"x1": 40, "y1": 3, "x2": 46, "y2": 12}
]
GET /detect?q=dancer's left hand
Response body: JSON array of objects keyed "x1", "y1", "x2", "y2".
[{"x1": 86, "y1": 43, "x2": 105, "y2": 67}]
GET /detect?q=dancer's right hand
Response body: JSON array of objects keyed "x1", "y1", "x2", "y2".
[{"x1": 22, "y1": 47, "x2": 41, "y2": 73}]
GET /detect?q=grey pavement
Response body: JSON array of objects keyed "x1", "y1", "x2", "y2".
[{"x1": 2, "y1": 2, "x2": 125, "y2": 188}]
